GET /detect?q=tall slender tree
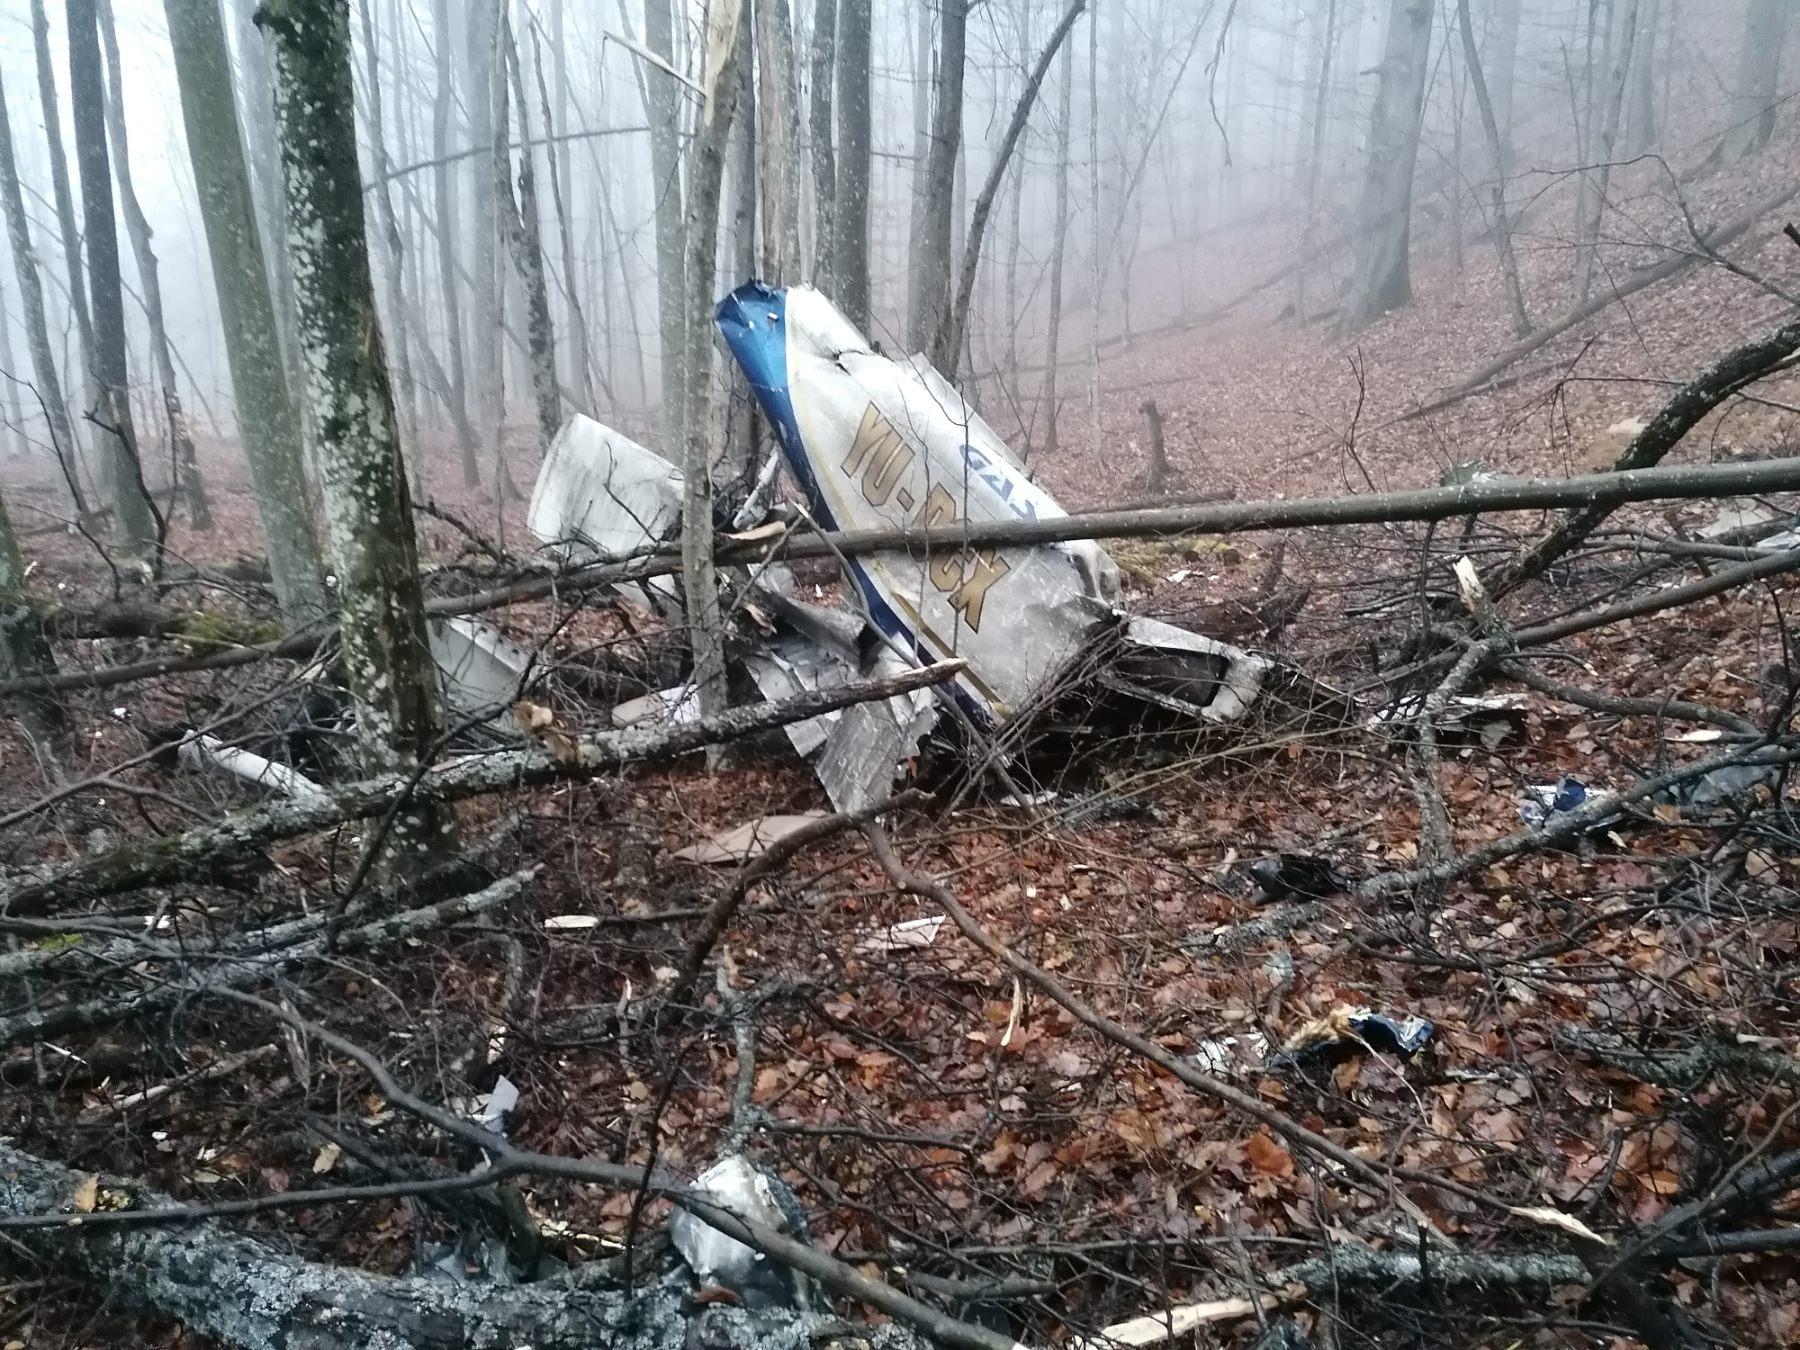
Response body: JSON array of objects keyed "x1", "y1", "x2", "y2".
[
  {"x1": 67, "y1": 0, "x2": 159, "y2": 562},
  {"x1": 808, "y1": 0, "x2": 838, "y2": 293},
  {"x1": 1039, "y1": 36, "x2": 1074, "y2": 456},
  {"x1": 465, "y1": 0, "x2": 501, "y2": 487},
  {"x1": 681, "y1": 0, "x2": 745, "y2": 726},
  {"x1": 1723, "y1": 0, "x2": 1791, "y2": 160},
  {"x1": 497, "y1": 12, "x2": 562, "y2": 453},
  {"x1": 96, "y1": 0, "x2": 212, "y2": 530},
  {"x1": 756, "y1": 0, "x2": 803, "y2": 279},
  {"x1": 260, "y1": 0, "x2": 450, "y2": 853},
  {"x1": 0, "y1": 69, "x2": 81, "y2": 502},
  {"x1": 1344, "y1": 0, "x2": 1435, "y2": 330},
  {"x1": 645, "y1": 0, "x2": 689, "y2": 448},
  {"x1": 1456, "y1": 0, "x2": 1530, "y2": 335},
  {"x1": 907, "y1": 0, "x2": 968, "y2": 353},
  {"x1": 163, "y1": 0, "x2": 323, "y2": 620},
  {"x1": 833, "y1": 0, "x2": 871, "y2": 327},
  {"x1": 1572, "y1": 0, "x2": 1639, "y2": 307},
  {"x1": 430, "y1": 0, "x2": 481, "y2": 482}
]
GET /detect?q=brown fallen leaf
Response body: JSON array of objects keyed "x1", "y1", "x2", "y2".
[{"x1": 69, "y1": 1173, "x2": 98, "y2": 1214}]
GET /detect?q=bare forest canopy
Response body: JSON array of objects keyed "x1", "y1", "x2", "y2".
[{"x1": 4, "y1": 2, "x2": 1800, "y2": 1348}]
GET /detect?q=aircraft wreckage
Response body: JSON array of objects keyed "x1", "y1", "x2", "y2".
[{"x1": 523, "y1": 281, "x2": 1296, "y2": 812}]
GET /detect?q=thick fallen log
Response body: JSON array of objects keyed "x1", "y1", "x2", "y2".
[
  {"x1": 0, "y1": 664, "x2": 960, "y2": 917},
  {"x1": 0, "y1": 1138, "x2": 918, "y2": 1350}
]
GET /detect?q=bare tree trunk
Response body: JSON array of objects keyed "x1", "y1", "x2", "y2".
[
  {"x1": 681, "y1": 0, "x2": 745, "y2": 728},
  {"x1": 1572, "y1": 0, "x2": 1639, "y2": 308},
  {"x1": 1039, "y1": 38, "x2": 1074, "y2": 457},
  {"x1": 263, "y1": 0, "x2": 450, "y2": 852},
  {"x1": 808, "y1": 0, "x2": 837, "y2": 292},
  {"x1": 906, "y1": 1, "x2": 966, "y2": 354},
  {"x1": 906, "y1": 4, "x2": 934, "y2": 339},
  {"x1": 67, "y1": 0, "x2": 159, "y2": 564},
  {"x1": 497, "y1": 13, "x2": 562, "y2": 454},
  {"x1": 1723, "y1": 0, "x2": 1790, "y2": 161},
  {"x1": 95, "y1": 0, "x2": 212, "y2": 531},
  {"x1": 1488, "y1": 0, "x2": 1520, "y2": 172},
  {"x1": 164, "y1": 0, "x2": 323, "y2": 619},
  {"x1": 756, "y1": 0, "x2": 804, "y2": 280},
  {"x1": 1626, "y1": 0, "x2": 1661, "y2": 156},
  {"x1": 465, "y1": 0, "x2": 501, "y2": 486},
  {"x1": 528, "y1": 22, "x2": 595, "y2": 416},
  {"x1": 29, "y1": 0, "x2": 98, "y2": 479},
  {"x1": 0, "y1": 71, "x2": 82, "y2": 500},
  {"x1": 429, "y1": 0, "x2": 481, "y2": 482},
  {"x1": 353, "y1": 0, "x2": 420, "y2": 472},
  {"x1": 645, "y1": 0, "x2": 689, "y2": 448},
  {"x1": 1456, "y1": 0, "x2": 1531, "y2": 335},
  {"x1": 727, "y1": 0, "x2": 759, "y2": 477},
  {"x1": 833, "y1": 0, "x2": 871, "y2": 328},
  {"x1": 1140, "y1": 397, "x2": 1169, "y2": 495},
  {"x1": 1296, "y1": 0, "x2": 1339, "y2": 319},
  {"x1": 932, "y1": 0, "x2": 1087, "y2": 374},
  {"x1": 1084, "y1": 2, "x2": 1101, "y2": 460},
  {"x1": 228, "y1": 0, "x2": 310, "y2": 460},
  {"x1": 0, "y1": 269, "x2": 24, "y2": 461},
  {"x1": 1344, "y1": 0, "x2": 1435, "y2": 330},
  {"x1": 1004, "y1": 0, "x2": 1031, "y2": 394}
]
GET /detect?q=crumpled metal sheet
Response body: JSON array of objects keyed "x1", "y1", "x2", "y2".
[
  {"x1": 428, "y1": 617, "x2": 534, "y2": 737},
  {"x1": 717, "y1": 282, "x2": 1121, "y2": 727},
  {"x1": 526, "y1": 412, "x2": 683, "y2": 610}
]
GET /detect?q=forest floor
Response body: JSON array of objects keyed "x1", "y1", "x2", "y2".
[{"x1": 6, "y1": 137, "x2": 1800, "y2": 1349}]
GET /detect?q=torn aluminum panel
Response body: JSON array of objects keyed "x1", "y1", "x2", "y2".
[
  {"x1": 1106, "y1": 614, "x2": 1271, "y2": 724},
  {"x1": 177, "y1": 732, "x2": 329, "y2": 801},
  {"x1": 526, "y1": 413, "x2": 683, "y2": 609},
  {"x1": 428, "y1": 617, "x2": 534, "y2": 737},
  {"x1": 717, "y1": 282, "x2": 1124, "y2": 727}
]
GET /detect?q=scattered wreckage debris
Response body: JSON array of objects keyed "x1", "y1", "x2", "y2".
[
  {"x1": 516, "y1": 282, "x2": 1311, "y2": 814},
  {"x1": 1190, "y1": 1009, "x2": 1434, "y2": 1079},
  {"x1": 669, "y1": 1155, "x2": 813, "y2": 1310}
]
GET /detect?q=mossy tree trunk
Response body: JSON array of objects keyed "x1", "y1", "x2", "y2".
[
  {"x1": 260, "y1": 0, "x2": 451, "y2": 854},
  {"x1": 163, "y1": 0, "x2": 325, "y2": 621}
]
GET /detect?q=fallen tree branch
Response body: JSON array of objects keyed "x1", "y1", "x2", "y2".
[
  {"x1": 0, "y1": 663, "x2": 961, "y2": 916},
  {"x1": 1487, "y1": 313, "x2": 1800, "y2": 598},
  {"x1": 1427, "y1": 179, "x2": 1800, "y2": 409},
  {"x1": 13, "y1": 457, "x2": 1800, "y2": 701},
  {"x1": 0, "y1": 869, "x2": 538, "y2": 1048}
]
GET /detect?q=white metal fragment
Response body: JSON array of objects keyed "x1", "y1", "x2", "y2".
[{"x1": 176, "y1": 733, "x2": 329, "y2": 801}]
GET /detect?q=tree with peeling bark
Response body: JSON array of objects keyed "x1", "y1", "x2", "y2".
[
  {"x1": 66, "y1": 0, "x2": 160, "y2": 565},
  {"x1": 497, "y1": 11, "x2": 563, "y2": 454},
  {"x1": 833, "y1": 0, "x2": 871, "y2": 328},
  {"x1": 1344, "y1": 0, "x2": 1435, "y2": 331},
  {"x1": 163, "y1": 0, "x2": 324, "y2": 622},
  {"x1": 96, "y1": 0, "x2": 212, "y2": 531},
  {"x1": 0, "y1": 68, "x2": 82, "y2": 503},
  {"x1": 258, "y1": 0, "x2": 451, "y2": 854},
  {"x1": 681, "y1": 0, "x2": 746, "y2": 727}
]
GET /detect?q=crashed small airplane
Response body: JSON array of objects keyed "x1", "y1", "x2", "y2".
[{"x1": 527, "y1": 281, "x2": 1282, "y2": 811}]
